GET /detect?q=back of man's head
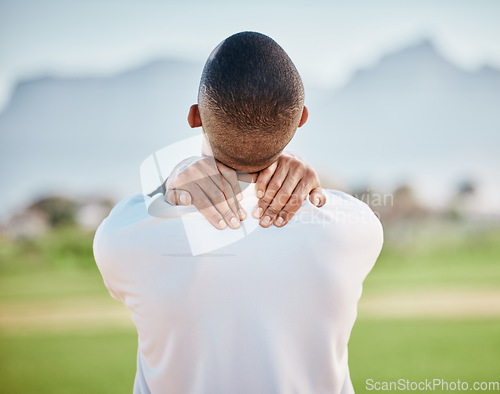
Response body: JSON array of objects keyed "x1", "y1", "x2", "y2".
[{"x1": 198, "y1": 31, "x2": 306, "y2": 173}]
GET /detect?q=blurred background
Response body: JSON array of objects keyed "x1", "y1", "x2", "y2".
[{"x1": 1, "y1": 0, "x2": 499, "y2": 392}]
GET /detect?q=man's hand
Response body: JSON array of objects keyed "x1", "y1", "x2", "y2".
[
  {"x1": 163, "y1": 152, "x2": 326, "y2": 230},
  {"x1": 164, "y1": 156, "x2": 245, "y2": 230},
  {"x1": 252, "y1": 152, "x2": 326, "y2": 228}
]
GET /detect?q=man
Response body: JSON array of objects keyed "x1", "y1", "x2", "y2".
[{"x1": 94, "y1": 31, "x2": 383, "y2": 393}]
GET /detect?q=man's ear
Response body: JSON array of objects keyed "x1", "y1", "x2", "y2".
[
  {"x1": 188, "y1": 104, "x2": 202, "y2": 128},
  {"x1": 298, "y1": 105, "x2": 308, "y2": 128}
]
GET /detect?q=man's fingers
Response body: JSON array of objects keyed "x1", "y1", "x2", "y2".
[
  {"x1": 274, "y1": 181, "x2": 309, "y2": 227},
  {"x1": 220, "y1": 176, "x2": 246, "y2": 221},
  {"x1": 164, "y1": 189, "x2": 192, "y2": 206},
  {"x1": 254, "y1": 161, "x2": 278, "y2": 199},
  {"x1": 274, "y1": 210, "x2": 295, "y2": 228},
  {"x1": 212, "y1": 197, "x2": 242, "y2": 229},
  {"x1": 205, "y1": 171, "x2": 245, "y2": 222},
  {"x1": 259, "y1": 175, "x2": 300, "y2": 227},
  {"x1": 198, "y1": 204, "x2": 228, "y2": 230},
  {"x1": 215, "y1": 162, "x2": 247, "y2": 220},
  {"x1": 309, "y1": 187, "x2": 326, "y2": 207},
  {"x1": 216, "y1": 161, "x2": 243, "y2": 202},
  {"x1": 253, "y1": 167, "x2": 289, "y2": 219},
  {"x1": 189, "y1": 186, "x2": 228, "y2": 230},
  {"x1": 164, "y1": 153, "x2": 325, "y2": 230},
  {"x1": 198, "y1": 177, "x2": 242, "y2": 229},
  {"x1": 274, "y1": 186, "x2": 325, "y2": 228}
]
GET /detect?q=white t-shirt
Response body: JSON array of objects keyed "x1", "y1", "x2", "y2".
[{"x1": 93, "y1": 182, "x2": 383, "y2": 394}]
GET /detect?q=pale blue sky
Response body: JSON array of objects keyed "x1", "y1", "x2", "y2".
[{"x1": 1, "y1": 0, "x2": 500, "y2": 109}]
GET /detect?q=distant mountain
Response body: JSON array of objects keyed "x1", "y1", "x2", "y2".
[
  {"x1": 0, "y1": 58, "x2": 204, "y2": 218},
  {"x1": 1, "y1": 39, "x2": 500, "y2": 218},
  {"x1": 290, "y1": 39, "x2": 500, "y2": 208}
]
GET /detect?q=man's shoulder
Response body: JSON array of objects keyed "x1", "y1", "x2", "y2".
[
  {"x1": 324, "y1": 189, "x2": 371, "y2": 209},
  {"x1": 321, "y1": 189, "x2": 381, "y2": 221},
  {"x1": 318, "y1": 189, "x2": 384, "y2": 248},
  {"x1": 320, "y1": 190, "x2": 384, "y2": 281},
  {"x1": 99, "y1": 192, "x2": 187, "y2": 228},
  {"x1": 111, "y1": 193, "x2": 147, "y2": 213},
  {"x1": 93, "y1": 194, "x2": 144, "y2": 254},
  {"x1": 99, "y1": 193, "x2": 148, "y2": 231},
  {"x1": 94, "y1": 192, "x2": 191, "y2": 248}
]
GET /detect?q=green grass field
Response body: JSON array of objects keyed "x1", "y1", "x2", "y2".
[
  {"x1": 2, "y1": 319, "x2": 499, "y2": 393},
  {"x1": 1, "y1": 226, "x2": 499, "y2": 393},
  {"x1": 350, "y1": 318, "x2": 500, "y2": 391},
  {"x1": 0, "y1": 329, "x2": 137, "y2": 394}
]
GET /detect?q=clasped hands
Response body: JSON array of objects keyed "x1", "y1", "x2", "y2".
[{"x1": 162, "y1": 152, "x2": 326, "y2": 229}]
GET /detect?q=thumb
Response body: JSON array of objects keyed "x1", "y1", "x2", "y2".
[
  {"x1": 309, "y1": 187, "x2": 326, "y2": 207},
  {"x1": 165, "y1": 189, "x2": 192, "y2": 206}
]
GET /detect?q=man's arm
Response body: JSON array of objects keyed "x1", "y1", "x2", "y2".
[{"x1": 159, "y1": 153, "x2": 326, "y2": 230}]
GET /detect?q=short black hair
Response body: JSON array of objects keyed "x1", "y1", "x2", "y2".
[{"x1": 198, "y1": 31, "x2": 305, "y2": 171}]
